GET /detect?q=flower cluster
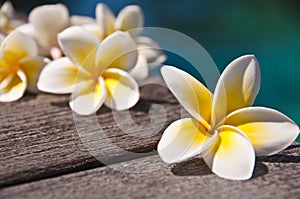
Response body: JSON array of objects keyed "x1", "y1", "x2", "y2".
[
  {"x1": 0, "y1": 1, "x2": 298, "y2": 181},
  {"x1": 0, "y1": 2, "x2": 166, "y2": 115}
]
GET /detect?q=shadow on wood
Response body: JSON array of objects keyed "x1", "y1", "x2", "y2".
[
  {"x1": 171, "y1": 157, "x2": 269, "y2": 178},
  {"x1": 171, "y1": 158, "x2": 212, "y2": 176}
]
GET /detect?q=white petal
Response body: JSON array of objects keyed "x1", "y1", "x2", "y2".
[
  {"x1": 103, "y1": 68, "x2": 139, "y2": 110},
  {"x1": 37, "y1": 57, "x2": 88, "y2": 94},
  {"x1": 226, "y1": 107, "x2": 299, "y2": 156},
  {"x1": 8, "y1": 19, "x2": 25, "y2": 30},
  {"x1": 70, "y1": 15, "x2": 95, "y2": 26},
  {"x1": 1, "y1": 1, "x2": 14, "y2": 16},
  {"x1": 1, "y1": 30, "x2": 38, "y2": 65},
  {"x1": 70, "y1": 77, "x2": 106, "y2": 115},
  {"x1": 29, "y1": 4, "x2": 69, "y2": 45},
  {"x1": 137, "y1": 36, "x2": 167, "y2": 68},
  {"x1": 16, "y1": 23, "x2": 38, "y2": 38},
  {"x1": 212, "y1": 55, "x2": 260, "y2": 127},
  {"x1": 161, "y1": 66, "x2": 213, "y2": 127},
  {"x1": 19, "y1": 56, "x2": 46, "y2": 93},
  {"x1": 0, "y1": 70, "x2": 26, "y2": 102},
  {"x1": 58, "y1": 26, "x2": 100, "y2": 68},
  {"x1": 96, "y1": 3, "x2": 115, "y2": 36},
  {"x1": 203, "y1": 125, "x2": 255, "y2": 180},
  {"x1": 96, "y1": 31, "x2": 137, "y2": 71},
  {"x1": 16, "y1": 24, "x2": 50, "y2": 56},
  {"x1": 129, "y1": 53, "x2": 149, "y2": 81},
  {"x1": 115, "y1": 5, "x2": 144, "y2": 38},
  {"x1": 158, "y1": 118, "x2": 217, "y2": 163},
  {"x1": 82, "y1": 23, "x2": 105, "y2": 41}
]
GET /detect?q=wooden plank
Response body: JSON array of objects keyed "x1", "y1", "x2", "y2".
[
  {"x1": 0, "y1": 76, "x2": 183, "y2": 187},
  {"x1": 1, "y1": 143, "x2": 299, "y2": 199}
]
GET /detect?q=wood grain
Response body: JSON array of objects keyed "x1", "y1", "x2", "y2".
[
  {"x1": 0, "y1": 77, "x2": 184, "y2": 187},
  {"x1": 1, "y1": 143, "x2": 299, "y2": 199}
]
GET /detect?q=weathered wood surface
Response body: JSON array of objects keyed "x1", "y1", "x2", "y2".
[
  {"x1": 0, "y1": 76, "x2": 299, "y2": 198},
  {"x1": 1, "y1": 143, "x2": 299, "y2": 199},
  {"x1": 0, "y1": 77, "x2": 183, "y2": 187}
]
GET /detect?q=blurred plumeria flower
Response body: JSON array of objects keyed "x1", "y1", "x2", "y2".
[
  {"x1": 158, "y1": 55, "x2": 299, "y2": 180},
  {"x1": 82, "y1": 3, "x2": 166, "y2": 80},
  {"x1": 0, "y1": 31, "x2": 47, "y2": 102},
  {"x1": 17, "y1": 4, "x2": 70, "y2": 59},
  {"x1": 0, "y1": 1, "x2": 25, "y2": 34},
  {"x1": 37, "y1": 26, "x2": 139, "y2": 115}
]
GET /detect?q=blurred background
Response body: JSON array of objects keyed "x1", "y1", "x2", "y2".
[{"x1": 8, "y1": 0, "x2": 300, "y2": 140}]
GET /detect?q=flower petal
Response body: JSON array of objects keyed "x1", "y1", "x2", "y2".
[
  {"x1": 203, "y1": 125, "x2": 255, "y2": 180},
  {"x1": 96, "y1": 31, "x2": 137, "y2": 71},
  {"x1": 1, "y1": 1, "x2": 14, "y2": 18},
  {"x1": 226, "y1": 107, "x2": 299, "y2": 156},
  {"x1": 114, "y1": 5, "x2": 144, "y2": 38},
  {"x1": 82, "y1": 24, "x2": 105, "y2": 41},
  {"x1": 58, "y1": 26, "x2": 100, "y2": 68},
  {"x1": 70, "y1": 15, "x2": 95, "y2": 26},
  {"x1": 37, "y1": 57, "x2": 88, "y2": 94},
  {"x1": 29, "y1": 4, "x2": 69, "y2": 46},
  {"x1": 103, "y1": 68, "x2": 139, "y2": 110},
  {"x1": 16, "y1": 23, "x2": 50, "y2": 56},
  {"x1": 158, "y1": 118, "x2": 217, "y2": 164},
  {"x1": 161, "y1": 66, "x2": 213, "y2": 127},
  {"x1": 136, "y1": 36, "x2": 167, "y2": 68},
  {"x1": 212, "y1": 55, "x2": 260, "y2": 127},
  {"x1": 70, "y1": 77, "x2": 106, "y2": 115},
  {"x1": 0, "y1": 70, "x2": 26, "y2": 102},
  {"x1": 1, "y1": 31, "x2": 38, "y2": 65},
  {"x1": 129, "y1": 53, "x2": 149, "y2": 81},
  {"x1": 19, "y1": 56, "x2": 47, "y2": 93},
  {"x1": 96, "y1": 3, "x2": 115, "y2": 36}
]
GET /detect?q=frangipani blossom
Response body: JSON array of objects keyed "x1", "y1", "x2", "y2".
[
  {"x1": 158, "y1": 55, "x2": 299, "y2": 180},
  {"x1": 37, "y1": 26, "x2": 139, "y2": 115},
  {"x1": 0, "y1": 31, "x2": 47, "y2": 102},
  {"x1": 82, "y1": 3, "x2": 166, "y2": 80},
  {"x1": 0, "y1": 1, "x2": 25, "y2": 34},
  {"x1": 17, "y1": 4, "x2": 70, "y2": 59}
]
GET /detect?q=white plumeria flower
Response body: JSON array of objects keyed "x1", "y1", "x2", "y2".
[
  {"x1": 16, "y1": 4, "x2": 70, "y2": 59},
  {"x1": 158, "y1": 55, "x2": 299, "y2": 180},
  {"x1": 37, "y1": 26, "x2": 139, "y2": 115},
  {"x1": 82, "y1": 3, "x2": 166, "y2": 80},
  {"x1": 17, "y1": 4, "x2": 95, "y2": 59},
  {"x1": 0, "y1": 30, "x2": 47, "y2": 102},
  {"x1": 0, "y1": 1, "x2": 24, "y2": 34}
]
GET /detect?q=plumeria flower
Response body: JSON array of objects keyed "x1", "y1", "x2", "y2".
[
  {"x1": 0, "y1": 1, "x2": 25, "y2": 34},
  {"x1": 158, "y1": 55, "x2": 299, "y2": 180},
  {"x1": 82, "y1": 3, "x2": 166, "y2": 80},
  {"x1": 16, "y1": 4, "x2": 73, "y2": 59},
  {"x1": 17, "y1": 4, "x2": 96, "y2": 60},
  {"x1": 37, "y1": 26, "x2": 139, "y2": 115},
  {"x1": 0, "y1": 30, "x2": 47, "y2": 102}
]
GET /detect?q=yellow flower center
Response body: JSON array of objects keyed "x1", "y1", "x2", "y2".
[{"x1": 11, "y1": 64, "x2": 20, "y2": 73}]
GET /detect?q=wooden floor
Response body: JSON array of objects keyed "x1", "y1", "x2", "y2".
[{"x1": 0, "y1": 77, "x2": 299, "y2": 199}]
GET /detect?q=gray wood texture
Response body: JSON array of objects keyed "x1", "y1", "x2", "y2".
[
  {"x1": 0, "y1": 77, "x2": 182, "y2": 187},
  {"x1": 1, "y1": 143, "x2": 299, "y2": 199},
  {"x1": 0, "y1": 76, "x2": 299, "y2": 198}
]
